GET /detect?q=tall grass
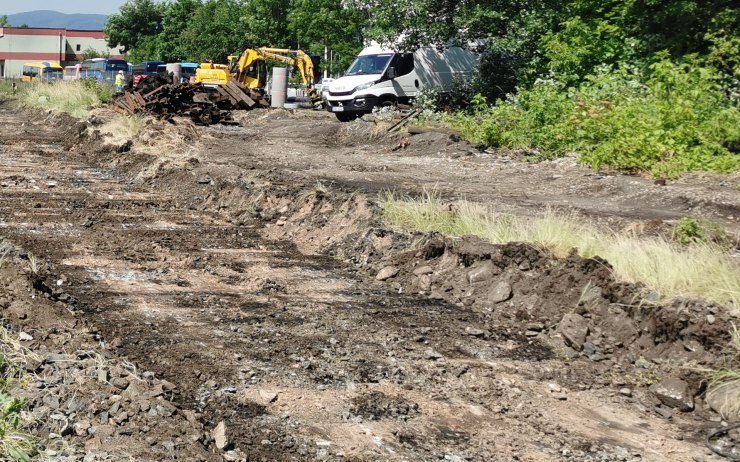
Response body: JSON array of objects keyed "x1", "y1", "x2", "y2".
[
  {"x1": 20, "y1": 80, "x2": 114, "y2": 118},
  {"x1": 0, "y1": 325, "x2": 38, "y2": 461},
  {"x1": 379, "y1": 191, "x2": 740, "y2": 306}
]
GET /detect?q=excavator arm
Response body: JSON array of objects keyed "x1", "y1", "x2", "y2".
[
  {"x1": 257, "y1": 48, "x2": 317, "y2": 98},
  {"x1": 197, "y1": 47, "x2": 318, "y2": 99}
]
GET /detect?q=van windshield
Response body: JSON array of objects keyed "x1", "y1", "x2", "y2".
[{"x1": 346, "y1": 54, "x2": 393, "y2": 76}]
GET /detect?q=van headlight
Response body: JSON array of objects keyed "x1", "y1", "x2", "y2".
[{"x1": 353, "y1": 81, "x2": 377, "y2": 92}]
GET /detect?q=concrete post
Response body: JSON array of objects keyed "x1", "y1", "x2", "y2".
[{"x1": 271, "y1": 67, "x2": 288, "y2": 108}]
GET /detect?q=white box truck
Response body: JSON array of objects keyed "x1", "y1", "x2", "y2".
[{"x1": 326, "y1": 43, "x2": 479, "y2": 121}]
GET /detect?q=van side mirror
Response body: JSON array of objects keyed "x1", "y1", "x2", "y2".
[{"x1": 387, "y1": 67, "x2": 396, "y2": 79}]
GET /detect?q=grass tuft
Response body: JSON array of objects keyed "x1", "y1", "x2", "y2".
[
  {"x1": 100, "y1": 114, "x2": 145, "y2": 141},
  {"x1": 378, "y1": 191, "x2": 740, "y2": 306}
]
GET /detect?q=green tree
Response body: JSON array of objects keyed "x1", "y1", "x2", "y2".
[
  {"x1": 0, "y1": 15, "x2": 9, "y2": 27},
  {"x1": 104, "y1": 0, "x2": 165, "y2": 53},
  {"x1": 178, "y1": 0, "x2": 251, "y2": 62},
  {"x1": 82, "y1": 46, "x2": 111, "y2": 60},
  {"x1": 158, "y1": 0, "x2": 203, "y2": 61},
  {"x1": 287, "y1": 0, "x2": 364, "y2": 74},
  {"x1": 242, "y1": 0, "x2": 293, "y2": 48}
]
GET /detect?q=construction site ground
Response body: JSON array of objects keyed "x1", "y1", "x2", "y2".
[{"x1": 0, "y1": 101, "x2": 739, "y2": 461}]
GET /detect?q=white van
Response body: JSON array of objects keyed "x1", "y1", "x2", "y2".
[{"x1": 325, "y1": 43, "x2": 478, "y2": 121}]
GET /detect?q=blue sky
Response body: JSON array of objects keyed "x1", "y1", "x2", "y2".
[{"x1": 1, "y1": 0, "x2": 129, "y2": 15}]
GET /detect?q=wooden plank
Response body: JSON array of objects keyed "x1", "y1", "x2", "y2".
[
  {"x1": 114, "y1": 99, "x2": 135, "y2": 115},
  {"x1": 224, "y1": 80, "x2": 256, "y2": 108},
  {"x1": 406, "y1": 126, "x2": 461, "y2": 137},
  {"x1": 124, "y1": 92, "x2": 139, "y2": 111},
  {"x1": 231, "y1": 79, "x2": 249, "y2": 92},
  {"x1": 388, "y1": 110, "x2": 420, "y2": 133},
  {"x1": 121, "y1": 95, "x2": 135, "y2": 112},
  {"x1": 222, "y1": 84, "x2": 249, "y2": 108},
  {"x1": 143, "y1": 86, "x2": 165, "y2": 99},
  {"x1": 214, "y1": 86, "x2": 237, "y2": 106}
]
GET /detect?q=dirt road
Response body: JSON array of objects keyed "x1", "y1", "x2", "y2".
[{"x1": 0, "y1": 103, "x2": 736, "y2": 461}]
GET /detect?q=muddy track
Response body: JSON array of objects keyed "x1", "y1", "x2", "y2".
[{"x1": 0, "y1": 104, "x2": 735, "y2": 461}]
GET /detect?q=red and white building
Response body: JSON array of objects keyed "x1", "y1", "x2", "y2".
[{"x1": 0, "y1": 27, "x2": 123, "y2": 78}]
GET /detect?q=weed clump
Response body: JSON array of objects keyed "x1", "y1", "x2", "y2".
[{"x1": 672, "y1": 217, "x2": 729, "y2": 247}]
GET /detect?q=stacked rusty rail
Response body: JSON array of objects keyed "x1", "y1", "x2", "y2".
[{"x1": 113, "y1": 75, "x2": 269, "y2": 126}]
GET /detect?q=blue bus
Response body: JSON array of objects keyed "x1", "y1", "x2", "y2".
[{"x1": 80, "y1": 58, "x2": 129, "y2": 82}]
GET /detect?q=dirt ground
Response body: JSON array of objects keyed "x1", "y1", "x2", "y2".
[{"x1": 0, "y1": 101, "x2": 739, "y2": 461}]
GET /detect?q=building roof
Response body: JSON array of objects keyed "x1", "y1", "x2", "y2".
[{"x1": 0, "y1": 27, "x2": 105, "y2": 38}]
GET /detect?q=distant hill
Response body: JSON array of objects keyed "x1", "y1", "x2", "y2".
[{"x1": 5, "y1": 10, "x2": 107, "y2": 30}]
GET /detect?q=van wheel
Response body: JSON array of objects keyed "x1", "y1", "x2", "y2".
[
  {"x1": 378, "y1": 97, "x2": 397, "y2": 109},
  {"x1": 335, "y1": 113, "x2": 358, "y2": 122}
]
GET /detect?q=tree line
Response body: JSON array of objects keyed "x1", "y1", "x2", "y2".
[
  {"x1": 107, "y1": 0, "x2": 738, "y2": 97},
  {"x1": 104, "y1": 0, "x2": 366, "y2": 73}
]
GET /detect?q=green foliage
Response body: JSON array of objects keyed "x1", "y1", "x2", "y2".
[
  {"x1": 104, "y1": 0, "x2": 165, "y2": 53},
  {"x1": 0, "y1": 15, "x2": 9, "y2": 27},
  {"x1": 542, "y1": 15, "x2": 638, "y2": 85},
  {"x1": 243, "y1": 0, "x2": 293, "y2": 48},
  {"x1": 0, "y1": 392, "x2": 32, "y2": 462},
  {"x1": 705, "y1": 8, "x2": 740, "y2": 80},
  {"x1": 81, "y1": 47, "x2": 110, "y2": 60},
  {"x1": 449, "y1": 57, "x2": 740, "y2": 177},
  {"x1": 287, "y1": 0, "x2": 364, "y2": 73},
  {"x1": 21, "y1": 80, "x2": 113, "y2": 118},
  {"x1": 157, "y1": 0, "x2": 203, "y2": 61},
  {"x1": 80, "y1": 79, "x2": 116, "y2": 103},
  {"x1": 177, "y1": 0, "x2": 252, "y2": 63},
  {"x1": 672, "y1": 217, "x2": 728, "y2": 246}
]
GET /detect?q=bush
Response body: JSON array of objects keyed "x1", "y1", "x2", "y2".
[
  {"x1": 448, "y1": 56, "x2": 740, "y2": 177},
  {"x1": 672, "y1": 217, "x2": 729, "y2": 246}
]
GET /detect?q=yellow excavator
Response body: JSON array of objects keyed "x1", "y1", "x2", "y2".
[{"x1": 195, "y1": 47, "x2": 318, "y2": 98}]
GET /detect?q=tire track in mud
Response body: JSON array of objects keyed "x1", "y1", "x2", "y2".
[{"x1": 0, "y1": 106, "x2": 717, "y2": 461}]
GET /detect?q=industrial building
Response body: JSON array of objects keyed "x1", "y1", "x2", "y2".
[{"x1": 0, "y1": 27, "x2": 122, "y2": 78}]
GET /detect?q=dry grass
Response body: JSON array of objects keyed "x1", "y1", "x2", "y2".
[
  {"x1": 100, "y1": 114, "x2": 146, "y2": 142},
  {"x1": 706, "y1": 324, "x2": 740, "y2": 420},
  {"x1": 379, "y1": 191, "x2": 740, "y2": 306},
  {"x1": 20, "y1": 81, "x2": 112, "y2": 119}
]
